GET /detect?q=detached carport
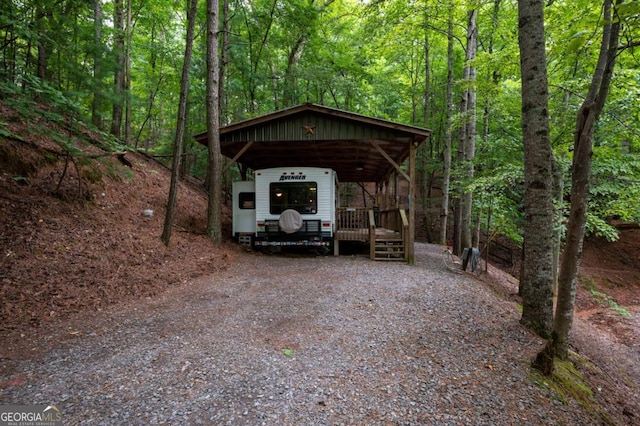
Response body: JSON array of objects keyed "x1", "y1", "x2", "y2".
[{"x1": 194, "y1": 103, "x2": 431, "y2": 264}]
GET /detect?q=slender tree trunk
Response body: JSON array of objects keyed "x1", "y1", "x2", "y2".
[
  {"x1": 421, "y1": 8, "x2": 432, "y2": 242},
  {"x1": 111, "y1": 0, "x2": 125, "y2": 139},
  {"x1": 439, "y1": 5, "x2": 454, "y2": 246},
  {"x1": 161, "y1": 0, "x2": 199, "y2": 246},
  {"x1": 206, "y1": 0, "x2": 223, "y2": 244},
  {"x1": 423, "y1": 9, "x2": 430, "y2": 128},
  {"x1": 453, "y1": 84, "x2": 467, "y2": 255},
  {"x1": 36, "y1": 0, "x2": 49, "y2": 82},
  {"x1": 517, "y1": 0, "x2": 555, "y2": 339},
  {"x1": 220, "y1": 0, "x2": 230, "y2": 124},
  {"x1": 135, "y1": 24, "x2": 160, "y2": 150},
  {"x1": 91, "y1": 0, "x2": 103, "y2": 129},
  {"x1": 553, "y1": 0, "x2": 619, "y2": 359},
  {"x1": 123, "y1": 0, "x2": 132, "y2": 145},
  {"x1": 460, "y1": 9, "x2": 477, "y2": 251},
  {"x1": 284, "y1": 35, "x2": 306, "y2": 106},
  {"x1": 483, "y1": 0, "x2": 501, "y2": 142},
  {"x1": 551, "y1": 157, "x2": 563, "y2": 296}
]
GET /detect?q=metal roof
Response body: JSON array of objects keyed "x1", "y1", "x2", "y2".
[{"x1": 194, "y1": 103, "x2": 431, "y2": 183}]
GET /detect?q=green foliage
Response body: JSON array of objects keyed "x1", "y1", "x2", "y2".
[
  {"x1": 591, "y1": 290, "x2": 632, "y2": 318},
  {"x1": 533, "y1": 356, "x2": 601, "y2": 417},
  {"x1": 283, "y1": 348, "x2": 294, "y2": 357},
  {"x1": 585, "y1": 215, "x2": 619, "y2": 242},
  {"x1": 0, "y1": 121, "x2": 11, "y2": 138},
  {"x1": 1, "y1": 0, "x2": 638, "y2": 244},
  {"x1": 581, "y1": 276, "x2": 632, "y2": 318}
]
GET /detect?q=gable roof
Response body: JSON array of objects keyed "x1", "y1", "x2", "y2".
[{"x1": 194, "y1": 103, "x2": 431, "y2": 183}]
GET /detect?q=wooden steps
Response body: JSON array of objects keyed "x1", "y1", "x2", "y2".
[{"x1": 373, "y1": 238, "x2": 405, "y2": 261}]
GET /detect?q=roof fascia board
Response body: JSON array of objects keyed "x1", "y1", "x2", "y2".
[{"x1": 218, "y1": 103, "x2": 431, "y2": 139}]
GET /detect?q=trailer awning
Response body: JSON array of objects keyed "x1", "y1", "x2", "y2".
[{"x1": 194, "y1": 103, "x2": 431, "y2": 183}]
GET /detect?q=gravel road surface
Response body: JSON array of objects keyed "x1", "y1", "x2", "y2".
[{"x1": 1, "y1": 243, "x2": 598, "y2": 425}]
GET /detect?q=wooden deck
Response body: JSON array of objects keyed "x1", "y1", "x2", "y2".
[
  {"x1": 335, "y1": 227, "x2": 400, "y2": 242},
  {"x1": 335, "y1": 207, "x2": 407, "y2": 261}
]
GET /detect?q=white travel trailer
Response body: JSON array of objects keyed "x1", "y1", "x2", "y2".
[{"x1": 232, "y1": 167, "x2": 339, "y2": 250}]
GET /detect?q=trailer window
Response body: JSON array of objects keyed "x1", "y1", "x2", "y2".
[
  {"x1": 238, "y1": 192, "x2": 255, "y2": 209},
  {"x1": 270, "y1": 182, "x2": 317, "y2": 214}
]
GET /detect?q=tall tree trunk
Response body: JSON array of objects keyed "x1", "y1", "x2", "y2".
[
  {"x1": 421, "y1": 8, "x2": 432, "y2": 242},
  {"x1": 439, "y1": 5, "x2": 454, "y2": 246},
  {"x1": 206, "y1": 0, "x2": 223, "y2": 244},
  {"x1": 220, "y1": 0, "x2": 230, "y2": 124},
  {"x1": 423, "y1": 9, "x2": 430, "y2": 128},
  {"x1": 453, "y1": 66, "x2": 468, "y2": 255},
  {"x1": 35, "y1": 0, "x2": 49, "y2": 82},
  {"x1": 135, "y1": 24, "x2": 161, "y2": 150},
  {"x1": 551, "y1": 157, "x2": 563, "y2": 296},
  {"x1": 111, "y1": 0, "x2": 126, "y2": 139},
  {"x1": 123, "y1": 0, "x2": 132, "y2": 145},
  {"x1": 553, "y1": 0, "x2": 619, "y2": 359},
  {"x1": 517, "y1": 0, "x2": 555, "y2": 339},
  {"x1": 284, "y1": 35, "x2": 306, "y2": 107},
  {"x1": 460, "y1": 9, "x2": 477, "y2": 251},
  {"x1": 161, "y1": 0, "x2": 199, "y2": 246},
  {"x1": 91, "y1": 0, "x2": 103, "y2": 129}
]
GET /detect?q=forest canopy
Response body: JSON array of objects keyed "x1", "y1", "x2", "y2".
[{"x1": 1, "y1": 0, "x2": 639, "y2": 242}]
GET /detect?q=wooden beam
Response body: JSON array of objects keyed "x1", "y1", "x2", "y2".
[
  {"x1": 407, "y1": 141, "x2": 416, "y2": 264},
  {"x1": 222, "y1": 140, "x2": 254, "y2": 174},
  {"x1": 369, "y1": 139, "x2": 410, "y2": 181}
]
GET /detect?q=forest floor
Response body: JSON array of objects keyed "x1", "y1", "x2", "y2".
[{"x1": 0, "y1": 99, "x2": 638, "y2": 423}]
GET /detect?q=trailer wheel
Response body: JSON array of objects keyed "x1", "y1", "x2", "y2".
[{"x1": 279, "y1": 209, "x2": 303, "y2": 234}]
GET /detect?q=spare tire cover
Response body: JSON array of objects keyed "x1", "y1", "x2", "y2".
[{"x1": 279, "y1": 209, "x2": 303, "y2": 234}]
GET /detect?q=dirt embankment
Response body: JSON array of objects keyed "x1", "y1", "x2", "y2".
[{"x1": 0, "y1": 101, "x2": 236, "y2": 333}]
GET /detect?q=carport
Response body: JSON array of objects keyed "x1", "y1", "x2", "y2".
[{"x1": 194, "y1": 103, "x2": 431, "y2": 263}]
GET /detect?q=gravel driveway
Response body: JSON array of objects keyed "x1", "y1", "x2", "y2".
[{"x1": 1, "y1": 243, "x2": 595, "y2": 425}]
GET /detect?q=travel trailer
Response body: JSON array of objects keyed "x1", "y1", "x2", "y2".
[{"x1": 232, "y1": 167, "x2": 339, "y2": 250}]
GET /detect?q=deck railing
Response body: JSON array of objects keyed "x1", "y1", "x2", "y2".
[
  {"x1": 335, "y1": 206, "x2": 409, "y2": 261},
  {"x1": 335, "y1": 207, "x2": 370, "y2": 241},
  {"x1": 336, "y1": 207, "x2": 406, "y2": 239}
]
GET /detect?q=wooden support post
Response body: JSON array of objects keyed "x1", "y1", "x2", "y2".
[
  {"x1": 394, "y1": 172, "x2": 399, "y2": 208},
  {"x1": 408, "y1": 141, "x2": 416, "y2": 264}
]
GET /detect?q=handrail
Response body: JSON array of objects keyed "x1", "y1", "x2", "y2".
[
  {"x1": 336, "y1": 207, "x2": 369, "y2": 230},
  {"x1": 368, "y1": 209, "x2": 376, "y2": 260},
  {"x1": 399, "y1": 208, "x2": 409, "y2": 260},
  {"x1": 399, "y1": 208, "x2": 408, "y2": 233}
]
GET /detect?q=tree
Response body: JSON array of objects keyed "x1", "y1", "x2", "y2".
[
  {"x1": 206, "y1": 0, "x2": 223, "y2": 244},
  {"x1": 91, "y1": 0, "x2": 104, "y2": 129},
  {"x1": 161, "y1": 0, "x2": 200, "y2": 246},
  {"x1": 460, "y1": 8, "x2": 477, "y2": 251},
  {"x1": 439, "y1": 3, "x2": 455, "y2": 246},
  {"x1": 517, "y1": 0, "x2": 555, "y2": 338},
  {"x1": 111, "y1": 0, "x2": 126, "y2": 139},
  {"x1": 552, "y1": 0, "x2": 621, "y2": 360},
  {"x1": 220, "y1": 0, "x2": 230, "y2": 123},
  {"x1": 35, "y1": 0, "x2": 50, "y2": 81},
  {"x1": 123, "y1": 0, "x2": 133, "y2": 145}
]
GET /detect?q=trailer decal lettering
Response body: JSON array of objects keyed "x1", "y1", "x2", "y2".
[{"x1": 279, "y1": 175, "x2": 307, "y2": 181}]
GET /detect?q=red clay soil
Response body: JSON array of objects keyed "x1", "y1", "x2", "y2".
[
  {"x1": 576, "y1": 228, "x2": 640, "y2": 347},
  {"x1": 0, "y1": 101, "x2": 238, "y2": 334}
]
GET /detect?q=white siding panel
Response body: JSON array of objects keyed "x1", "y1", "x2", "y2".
[{"x1": 255, "y1": 167, "x2": 335, "y2": 229}]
